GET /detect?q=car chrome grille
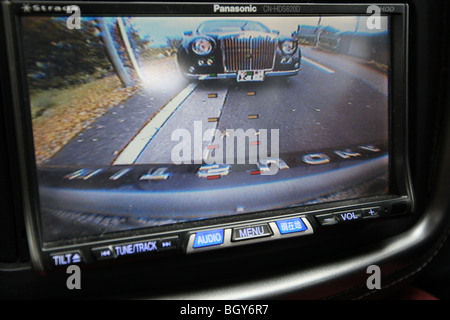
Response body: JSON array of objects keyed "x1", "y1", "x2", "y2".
[{"x1": 221, "y1": 37, "x2": 276, "y2": 72}]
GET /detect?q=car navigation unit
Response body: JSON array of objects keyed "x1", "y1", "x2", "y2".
[{"x1": 1, "y1": 1, "x2": 412, "y2": 270}]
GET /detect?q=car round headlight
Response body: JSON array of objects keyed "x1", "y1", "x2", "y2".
[
  {"x1": 281, "y1": 40, "x2": 297, "y2": 55},
  {"x1": 192, "y1": 38, "x2": 213, "y2": 56}
]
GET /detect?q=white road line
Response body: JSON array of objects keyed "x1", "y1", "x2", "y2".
[
  {"x1": 302, "y1": 56, "x2": 336, "y2": 74},
  {"x1": 113, "y1": 83, "x2": 198, "y2": 165},
  {"x1": 202, "y1": 128, "x2": 218, "y2": 162}
]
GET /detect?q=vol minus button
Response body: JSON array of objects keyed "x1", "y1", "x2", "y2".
[{"x1": 315, "y1": 213, "x2": 339, "y2": 226}]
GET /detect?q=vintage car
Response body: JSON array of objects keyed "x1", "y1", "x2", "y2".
[{"x1": 176, "y1": 19, "x2": 301, "y2": 81}]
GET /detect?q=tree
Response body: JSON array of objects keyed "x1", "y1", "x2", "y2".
[{"x1": 22, "y1": 17, "x2": 112, "y2": 90}]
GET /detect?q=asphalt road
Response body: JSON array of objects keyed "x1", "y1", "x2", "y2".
[{"x1": 46, "y1": 46, "x2": 388, "y2": 167}]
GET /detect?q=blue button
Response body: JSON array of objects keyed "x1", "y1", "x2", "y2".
[
  {"x1": 193, "y1": 229, "x2": 224, "y2": 248},
  {"x1": 276, "y1": 218, "x2": 307, "y2": 234}
]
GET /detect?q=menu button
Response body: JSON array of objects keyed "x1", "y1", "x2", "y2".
[{"x1": 231, "y1": 224, "x2": 272, "y2": 242}]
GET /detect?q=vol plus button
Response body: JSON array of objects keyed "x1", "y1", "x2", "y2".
[{"x1": 362, "y1": 207, "x2": 381, "y2": 219}]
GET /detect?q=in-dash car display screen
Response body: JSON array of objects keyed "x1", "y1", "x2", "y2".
[{"x1": 20, "y1": 13, "x2": 390, "y2": 244}]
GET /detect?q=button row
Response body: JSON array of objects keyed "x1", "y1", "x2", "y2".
[
  {"x1": 49, "y1": 218, "x2": 310, "y2": 266},
  {"x1": 48, "y1": 207, "x2": 381, "y2": 266},
  {"x1": 188, "y1": 217, "x2": 312, "y2": 252},
  {"x1": 315, "y1": 207, "x2": 381, "y2": 226},
  {"x1": 48, "y1": 207, "x2": 382, "y2": 266}
]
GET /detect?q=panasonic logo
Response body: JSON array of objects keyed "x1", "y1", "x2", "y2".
[{"x1": 213, "y1": 4, "x2": 257, "y2": 13}]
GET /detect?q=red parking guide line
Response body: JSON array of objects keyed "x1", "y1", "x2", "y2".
[
  {"x1": 250, "y1": 170, "x2": 261, "y2": 175},
  {"x1": 249, "y1": 141, "x2": 260, "y2": 145},
  {"x1": 207, "y1": 145, "x2": 219, "y2": 149},
  {"x1": 207, "y1": 175, "x2": 221, "y2": 180}
]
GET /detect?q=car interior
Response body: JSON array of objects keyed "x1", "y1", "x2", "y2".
[{"x1": 0, "y1": 0, "x2": 449, "y2": 302}]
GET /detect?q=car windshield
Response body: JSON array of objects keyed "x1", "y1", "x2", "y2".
[{"x1": 197, "y1": 20, "x2": 271, "y2": 33}]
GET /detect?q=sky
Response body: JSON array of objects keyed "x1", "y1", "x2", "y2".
[{"x1": 130, "y1": 16, "x2": 388, "y2": 47}]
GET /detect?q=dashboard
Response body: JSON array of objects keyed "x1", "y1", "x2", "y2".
[{"x1": 0, "y1": 0, "x2": 449, "y2": 302}]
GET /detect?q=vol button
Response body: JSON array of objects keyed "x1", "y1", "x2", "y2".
[{"x1": 335, "y1": 210, "x2": 362, "y2": 222}]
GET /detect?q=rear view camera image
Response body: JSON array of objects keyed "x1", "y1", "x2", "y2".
[{"x1": 21, "y1": 15, "x2": 390, "y2": 243}]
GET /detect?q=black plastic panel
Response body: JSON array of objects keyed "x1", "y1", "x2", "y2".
[{"x1": 0, "y1": 0, "x2": 448, "y2": 301}]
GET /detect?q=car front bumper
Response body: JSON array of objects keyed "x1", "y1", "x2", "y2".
[{"x1": 183, "y1": 68, "x2": 301, "y2": 81}]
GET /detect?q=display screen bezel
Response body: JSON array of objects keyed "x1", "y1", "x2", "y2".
[{"x1": 2, "y1": 1, "x2": 411, "y2": 270}]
